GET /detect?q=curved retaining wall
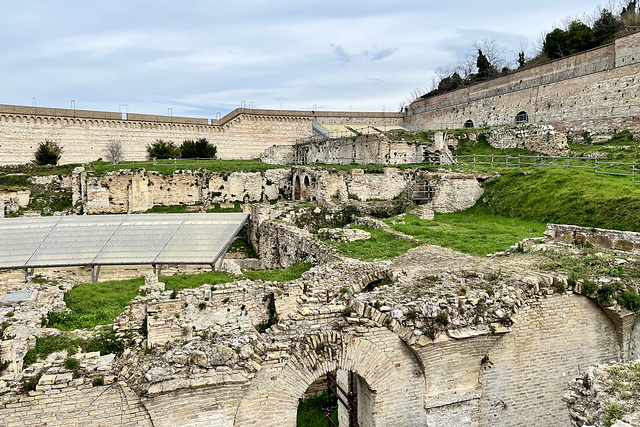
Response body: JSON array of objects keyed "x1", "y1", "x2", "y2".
[{"x1": 406, "y1": 32, "x2": 640, "y2": 134}]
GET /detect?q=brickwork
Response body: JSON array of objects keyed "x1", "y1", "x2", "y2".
[
  {"x1": 0, "y1": 382, "x2": 152, "y2": 426},
  {"x1": 143, "y1": 385, "x2": 245, "y2": 427},
  {"x1": 477, "y1": 293, "x2": 620, "y2": 427},
  {"x1": 234, "y1": 330, "x2": 427, "y2": 426}
]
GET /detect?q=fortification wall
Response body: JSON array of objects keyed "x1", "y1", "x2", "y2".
[
  {"x1": 0, "y1": 107, "x2": 402, "y2": 165},
  {"x1": 406, "y1": 32, "x2": 640, "y2": 134}
]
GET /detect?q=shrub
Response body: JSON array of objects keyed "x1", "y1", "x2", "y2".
[
  {"x1": 34, "y1": 140, "x2": 63, "y2": 165},
  {"x1": 597, "y1": 283, "x2": 619, "y2": 306},
  {"x1": 435, "y1": 311, "x2": 450, "y2": 325},
  {"x1": 180, "y1": 138, "x2": 216, "y2": 159},
  {"x1": 63, "y1": 357, "x2": 80, "y2": 371},
  {"x1": 604, "y1": 402, "x2": 624, "y2": 427},
  {"x1": 147, "y1": 139, "x2": 179, "y2": 159},
  {"x1": 21, "y1": 372, "x2": 42, "y2": 391},
  {"x1": 92, "y1": 374, "x2": 105, "y2": 387},
  {"x1": 618, "y1": 291, "x2": 640, "y2": 312},
  {"x1": 582, "y1": 278, "x2": 598, "y2": 296}
]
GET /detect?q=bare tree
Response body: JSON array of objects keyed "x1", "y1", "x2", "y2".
[{"x1": 105, "y1": 140, "x2": 124, "y2": 163}]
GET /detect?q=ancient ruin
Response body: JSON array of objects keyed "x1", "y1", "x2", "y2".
[{"x1": 0, "y1": 25, "x2": 640, "y2": 427}]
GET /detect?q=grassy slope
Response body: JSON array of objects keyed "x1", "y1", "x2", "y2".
[{"x1": 483, "y1": 168, "x2": 640, "y2": 232}]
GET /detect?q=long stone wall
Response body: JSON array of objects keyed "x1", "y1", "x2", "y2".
[
  {"x1": 544, "y1": 223, "x2": 640, "y2": 253},
  {"x1": 0, "y1": 107, "x2": 402, "y2": 165},
  {"x1": 406, "y1": 32, "x2": 640, "y2": 135}
]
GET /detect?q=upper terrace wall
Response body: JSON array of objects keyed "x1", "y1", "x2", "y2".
[
  {"x1": 406, "y1": 32, "x2": 640, "y2": 134},
  {"x1": 0, "y1": 106, "x2": 402, "y2": 165}
]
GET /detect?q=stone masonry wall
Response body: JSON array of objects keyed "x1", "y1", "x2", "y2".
[
  {"x1": 544, "y1": 223, "x2": 640, "y2": 253},
  {"x1": 406, "y1": 32, "x2": 640, "y2": 135},
  {"x1": 477, "y1": 293, "x2": 620, "y2": 427},
  {"x1": 0, "y1": 106, "x2": 401, "y2": 165},
  {"x1": 0, "y1": 382, "x2": 152, "y2": 427}
]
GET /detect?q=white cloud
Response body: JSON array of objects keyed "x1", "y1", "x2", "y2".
[{"x1": 0, "y1": 0, "x2": 608, "y2": 117}]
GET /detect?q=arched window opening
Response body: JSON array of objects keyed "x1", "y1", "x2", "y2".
[
  {"x1": 515, "y1": 111, "x2": 529, "y2": 123},
  {"x1": 464, "y1": 119, "x2": 474, "y2": 129}
]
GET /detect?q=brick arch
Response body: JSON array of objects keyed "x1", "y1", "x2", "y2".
[
  {"x1": 234, "y1": 331, "x2": 426, "y2": 426},
  {"x1": 478, "y1": 293, "x2": 620, "y2": 426}
]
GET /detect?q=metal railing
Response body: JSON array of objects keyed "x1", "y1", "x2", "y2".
[{"x1": 454, "y1": 154, "x2": 638, "y2": 182}]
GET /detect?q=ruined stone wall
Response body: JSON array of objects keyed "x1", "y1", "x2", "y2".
[
  {"x1": 420, "y1": 172, "x2": 484, "y2": 213},
  {"x1": 0, "y1": 106, "x2": 402, "y2": 165},
  {"x1": 77, "y1": 168, "x2": 292, "y2": 214},
  {"x1": 406, "y1": 32, "x2": 640, "y2": 135},
  {"x1": 295, "y1": 134, "x2": 427, "y2": 165},
  {"x1": 0, "y1": 382, "x2": 152, "y2": 426},
  {"x1": 254, "y1": 220, "x2": 342, "y2": 269},
  {"x1": 544, "y1": 223, "x2": 640, "y2": 253},
  {"x1": 478, "y1": 293, "x2": 620, "y2": 427}
]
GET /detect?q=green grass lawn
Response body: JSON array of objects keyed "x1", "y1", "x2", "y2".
[
  {"x1": 331, "y1": 227, "x2": 420, "y2": 261},
  {"x1": 328, "y1": 203, "x2": 545, "y2": 260},
  {"x1": 47, "y1": 263, "x2": 312, "y2": 331},
  {"x1": 390, "y1": 204, "x2": 544, "y2": 256}
]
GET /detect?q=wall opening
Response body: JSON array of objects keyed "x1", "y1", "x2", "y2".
[
  {"x1": 294, "y1": 175, "x2": 302, "y2": 200},
  {"x1": 297, "y1": 370, "x2": 374, "y2": 427},
  {"x1": 463, "y1": 119, "x2": 474, "y2": 128},
  {"x1": 515, "y1": 111, "x2": 529, "y2": 123}
]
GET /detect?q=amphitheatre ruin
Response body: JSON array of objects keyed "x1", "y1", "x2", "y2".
[{"x1": 0, "y1": 30, "x2": 639, "y2": 427}]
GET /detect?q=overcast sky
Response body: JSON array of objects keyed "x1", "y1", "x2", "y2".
[{"x1": 0, "y1": 0, "x2": 610, "y2": 118}]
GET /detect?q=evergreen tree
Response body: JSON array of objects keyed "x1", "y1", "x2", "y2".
[{"x1": 476, "y1": 49, "x2": 494, "y2": 78}]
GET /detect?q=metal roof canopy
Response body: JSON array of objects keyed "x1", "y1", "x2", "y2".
[{"x1": 0, "y1": 213, "x2": 249, "y2": 282}]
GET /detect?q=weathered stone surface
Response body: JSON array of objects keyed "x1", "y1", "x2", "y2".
[{"x1": 486, "y1": 123, "x2": 569, "y2": 156}]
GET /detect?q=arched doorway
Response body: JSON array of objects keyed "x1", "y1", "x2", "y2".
[
  {"x1": 297, "y1": 370, "x2": 373, "y2": 426},
  {"x1": 294, "y1": 175, "x2": 302, "y2": 200},
  {"x1": 234, "y1": 332, "x2": 426, "y2": 426},
  {"x1": 464, "y1": 119, "x2": 474, "y2": 129}
]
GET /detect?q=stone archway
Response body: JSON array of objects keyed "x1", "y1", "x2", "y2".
[
  {"x1": 293, "y1": 175, "x2": 302, "y2": 200},
  {"x1": 234, "y1": 331, "x2": 426, "y2": 426}
]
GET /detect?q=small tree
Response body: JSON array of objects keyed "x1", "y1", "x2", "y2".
[
  {"x1": 105, "y1": 141, "x2": 124, "y2": 163},
  {"x1": 146, "y1": 139, "x2": 179, "y2": 159},
  {"x1": 34, "y1": 140, "x2": 62, "y2": 165},
  {"x1": 476, "y1": 49, "x2": 496, "y2": 79},
  {"x1": 179, "y1": 138, "x2": 217, "y2": 159}
]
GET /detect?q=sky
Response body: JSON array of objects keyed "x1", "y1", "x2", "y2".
[{"x1": 0, "y1": 0, "x2": 611, "y2": 118}]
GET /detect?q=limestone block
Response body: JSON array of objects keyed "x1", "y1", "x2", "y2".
[
  {"x1": 129, "y1": 173, "x2": 153, "y2": 212},
  {"x1": 0, "y1": 197, "x2": 4, "y2": 218},
  {"x1": 227, "y1": 174, "x2": 245, "y2": 200},
  {"x1": 11, "y1": 190, "x2": 30, "y2": 208}
]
